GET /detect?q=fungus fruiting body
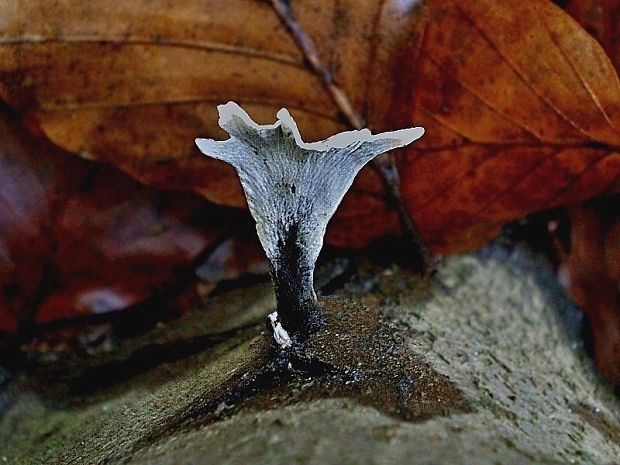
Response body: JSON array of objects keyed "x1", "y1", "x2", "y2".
[{"x1": 196, "y1": 102, "x2": 424, "y2": 344}]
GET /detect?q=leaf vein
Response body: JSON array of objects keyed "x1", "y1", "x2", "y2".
[
  {"x1": 0, "y1": 36, "x2": 303, "y2": 68},
  {"x1": 450, "y1": 0, "x2": 593, "y2": 139}
]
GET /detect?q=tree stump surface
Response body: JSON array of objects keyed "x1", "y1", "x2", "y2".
[{"x1": 0, "y1": 245, "x2": 619, "y2": 465}]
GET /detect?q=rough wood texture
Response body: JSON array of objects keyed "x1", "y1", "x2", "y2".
[{"x1": 0, "y1": 245, "x2": 619, "y2": 464}]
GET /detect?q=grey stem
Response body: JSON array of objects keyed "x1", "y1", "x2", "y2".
[{"x1": 196, "y1": 102, "x2": 424, "y2": 339}]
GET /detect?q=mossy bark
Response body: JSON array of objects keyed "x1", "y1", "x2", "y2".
[{"x1": 1, "y1": 245, "x2": 619, "y2": 465}]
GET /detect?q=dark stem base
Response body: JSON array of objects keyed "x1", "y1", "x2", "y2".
[{"x1": 270, "y1": 222, "x2": 325, "y2": 338}]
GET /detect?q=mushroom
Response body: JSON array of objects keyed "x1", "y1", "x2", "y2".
[{"x1": 196, "y1": 102, "x2": 424, "y2": 345}]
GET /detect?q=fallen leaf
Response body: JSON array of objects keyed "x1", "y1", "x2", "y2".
[
  {"x1": 196, "y1": 231, "x2": 268, "y2": 285},
  {"x1": 0, "y1": 104, "x2": 224, "y2": 333},
  {"x1": 561, "y1": 200, "x2": 620, "y2": 383},
  {"x1": 562, "y1": 0, "x2": 620, "y2": 71},
  {"x1": 520, "y1": 0, "x2": 620, "y2": 383},
  {"x1": 0, "y1": 0, "x2": 619, "y2": 254}
]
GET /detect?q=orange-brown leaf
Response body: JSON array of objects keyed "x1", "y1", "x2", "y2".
[
  {"x1": 1, "y1": 0, "x2": 619, "y2": 253},
  {"x1": 562, "y1": 0, "x2": 620, "y2": 72},
  {"x1": 561, "y1": 201, "x2": 620, "y2": 383},
  {"x1": 0, "y1": 105, "x2": 223, "y2": 333}
]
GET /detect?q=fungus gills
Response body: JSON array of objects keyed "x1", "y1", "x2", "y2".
[{"x1": 196, "y1": 102, "x2": 424, "y2": 343}]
